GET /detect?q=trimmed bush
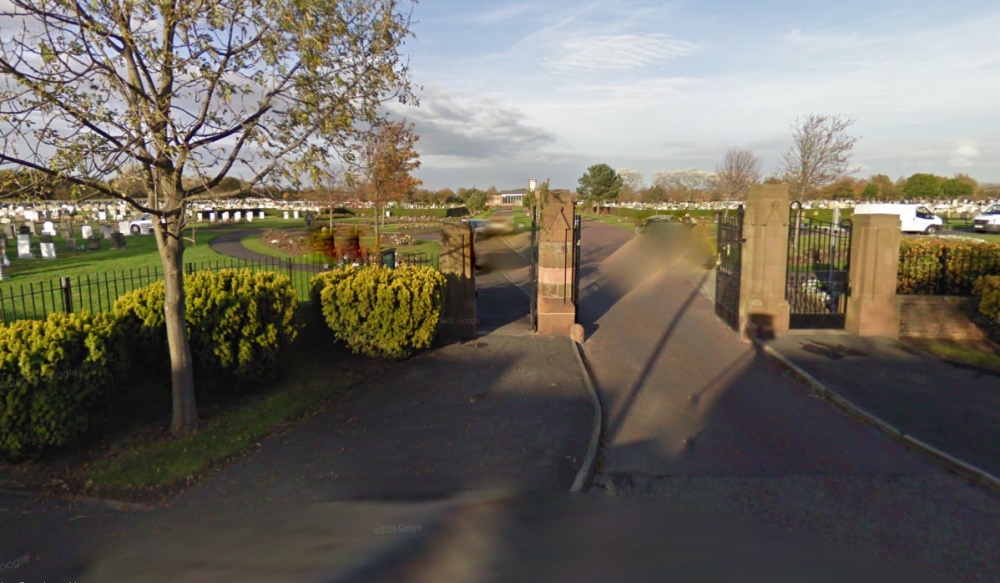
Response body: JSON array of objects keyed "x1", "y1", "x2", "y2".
[
  {"x1": 974, "y1": 275, "x2": 1000, "y2": 324},
  {"x1": 0, "y1": 311, "x2": 121, "y2": 460},
  {"x1": 898, "y1": 238, "x2": 1000, "y2": 295},
  {"x1": 312, "y1": 265, "x2": 446, "y2": 359},
  {"x1": 113, "y1": 269, "x2": 299, "y2": 387}
]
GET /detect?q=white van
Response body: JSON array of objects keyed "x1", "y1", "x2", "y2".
[
  {"x1": 972, "y1": 204, "x2": 1000, "y2": 233},
  {"x1": 852, "y1": 204, "x2": 944, "y2": 234}
]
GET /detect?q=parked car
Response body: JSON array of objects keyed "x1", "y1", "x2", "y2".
[
  {"x1": 972, "y1": 204, "x2": 1000, "y2": 233},
  {"x1": 128, "y1": 214, "x2": 154, "y2": 234},
  {"x1": 852, "y1": 204, "x2": 944, "y2": 234}
]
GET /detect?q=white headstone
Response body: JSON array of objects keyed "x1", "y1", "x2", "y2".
[
  {"x1": 209, "y1": 212, "x2": 216, "y2": 222},
  {"x1": 283, "y1": 211, "x2": 289, "y2": 219},
  {"x1": 119, "y1": 221, "x2": 131, "y2": 235},
  {"x1": 42, "y1": 221, "x2": 56, "y2": 236},
  {"x1": 196, "y1": 211, "x2": 204, "y2": 221},
  {"x1": 234, "y1": 211, "x2": 241, "y2": 221},
  {"x1": 17, "y1": 234, "x2": 32, "y2": 258},
  {"x1": 98, "y1": 211, "x2": 107, "y2": 221},
  {"x1": 247, "y1": 213, "x2": 254, "y2": 223},
  {"x1": 293, "y1": 210, "x2": 300, "y2": 219},
  {"x1": 102, "y1": 224, "x2": 113, "y2": 239},
  {"x1": 40, "y1": 241, "x2": 56, "y2": 260},
  {"x1": 221, "y1": 211, "x2": 230, "y2": 221},
  {"x1": 258, "y1": 211, "x2": 265, "y2": 219},
  {"x1": 81, "y1": 225, "x2": 94, "y2": 239}
]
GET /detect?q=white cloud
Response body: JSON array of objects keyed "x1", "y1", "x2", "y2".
[
  {"x1": 543, "y1": 34, "x2": 699, "y2": 73},
  {"x1": 948, "y1": 143, "x2": 980, "y2": 167}
]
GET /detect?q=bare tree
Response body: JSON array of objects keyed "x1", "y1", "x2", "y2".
[
  {"x1": 0, "y1": 0, "x2": 416, "y2": 436},
  {"x1": 780, "y1": 114, "x2": 860, "y2": 200},
  {"x1": 716, "y1": 148, "x2": 761, "y2": 200},
  {"x1": 616, "y1": 168, "x2": 644, "y2": 201}
]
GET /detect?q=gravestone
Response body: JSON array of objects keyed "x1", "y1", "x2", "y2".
[
  {"x1": 283, "y1": 211, "x2": 289, "y2": 219},
  {"x1": 25, "y1": 221, "x2": 36, "y2": 235},
  {"x1": 18, "y1": 234, "x2": 33, "y2": 258},
  {"x1": 66, "y1": 238, "x2": 76, "y2": 250},
  {"x1": 196, "y1": 211, "x2": 204, "y2": 221},
  {"x1": 101, "y1": 224, "x2": 113, "y2": 239},
  {"x1": 59, "y1": 223, "x2": 72, "y2": 238},
  {"x1": 42, "y1": 221, "x2": 56, "y2": 236},
  {"x1": 18, "y1": 225, "x2": 31, "y2": 235},
  {"x1": 40, "y1": 235, "x2": 56, "y2": 260},
  {"x1": 234, "y1": 211, "x2": 241, "y2": 221},
  {"x1": 246, "y1": 213, "x2": 254, "y2": 223},
  {"x1": 221, "y1": 211, "x2": 230, "y2": 221},
  {"x1": 87, "y1": 236, "x2": 101, "y2": 250},
  {"x1": 81, "y1": 224, "x2": 94, "y2": 239},
  {"x1": 293, "y1": 210, "x2": 300, "y2": 219},
  {"x1": 209, "y1": 212, "x2": 216, "y2": 222},
  {"x1": 0, "y1": 234, "x2": 6, "y2": 259},
  {"x1": 119, "y1": 221, "x2": 131, "y2": 236},
  {"x1": 258, "y1": 211, "x2": 265, "y2": 219},
  {"x1": 98, "y1": 211, "x2": 107, "y2": 221},
  {"x1": 2, "y1": 223, "x2": 14, "y2": 239},
  {"x1": 111, "y1": 232, "x2": 126, "y2": 250}
]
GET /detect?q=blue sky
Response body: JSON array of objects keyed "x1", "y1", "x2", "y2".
[{"x1": 393, "y1": 0, "x2": 1000, "y2": 191}]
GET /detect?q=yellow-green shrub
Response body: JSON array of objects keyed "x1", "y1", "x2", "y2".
[
  {"x1": 898, "y1": 238, "x2": 1000, "y2": 295},
  {"x1": 0, "y1": 311, "x2": 122, "y2": 460},
  {"x1": 311, "y1": 265, "x2": 446, "y2": 359},
  {"x1": 113, "y1": 269, "x2": 299, "y2": 387},
  {"x1": 973, "y1": 275, "x2": 1000, "y2": 324}
]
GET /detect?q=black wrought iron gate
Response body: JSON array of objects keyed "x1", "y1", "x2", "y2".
[
  {"x1": 715, "y1": 206, "x2": 744, "y2": 331},
  {"x1": 529, "y1": 205, "x2": 539, "y2": 332},
  {"x1": 571, "y1": 211, "x2": 581, "y2": 321},
  {"x1": 786, "y1": 201, "x2": 853, "y2": 329}
]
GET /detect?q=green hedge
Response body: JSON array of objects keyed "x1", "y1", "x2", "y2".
[
  {"x1": 312, "y1": 265, "x2": 446, "y2": 359},
  {"x1": 974, "y1": 275, "x2": 1000, "y2": 324},
  {"x1": 113, "y1": 269, "x2": 299, "y2": 389},
  {"x1": 0, "y1": 311, "x2": 122, "y2": 460},
  {"x1": 898, "y1": 238, "x2": 1000, "y2": 295}
]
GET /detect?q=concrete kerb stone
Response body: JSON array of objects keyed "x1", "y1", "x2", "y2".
[
  {"x1": 570, "y1": 340, "x2": 603, "y2": 494},
  {"x1": 754, "y1": 339, "x2": 1000, "y2": 496}
]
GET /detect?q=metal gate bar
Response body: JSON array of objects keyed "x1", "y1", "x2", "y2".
[
  {"x1": 786, "y1": 201, "x2": 852, "y2": 329},
  {"x1": 714, "y1": 206, "x2": 744, "y2": 331}
]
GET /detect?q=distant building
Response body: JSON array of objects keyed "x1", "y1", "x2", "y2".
[{"x1": 498, "y1": 188, "x2": 527, "y2": 205}]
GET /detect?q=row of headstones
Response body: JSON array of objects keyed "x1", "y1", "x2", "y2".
[
  {"x1": 195, "y1": 210, "x2": 265, "y2": 222},
  {"x1": 1, "y1": 222, "x2": 124, "y2": 239},
  {"x1": 0, "y1": 228, "x2": 127, "y2": 261},
  {"x1": 1, "y1": 208, "x2": 127, "y2": 222}
]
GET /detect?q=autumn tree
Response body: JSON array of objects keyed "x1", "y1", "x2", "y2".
[
  {"x1": 358, "y1": 119, "x2": 421, "y2": 249},
  {"x1": 578, "y1": 163, "x2": 622, "y2": 203},
  {"x1": 0, "y1": 0, "x2": 416, "y2": 436},
  {"x1": 902, "y1": 174, "x2": 943, "y2": 199},
  {"x1": 780, "y1": 114, "x2": 860, "y2": 199},
  {"x1": 716, "y1": 148, "x2": 761, "y2": 200}
]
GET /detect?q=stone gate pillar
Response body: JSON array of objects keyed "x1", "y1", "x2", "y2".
[
  {"x1": 537, "y1": 191, "x2": 576, "y2": 336},
  {"x1": 438, "y1": 221, "x2": 476, "y2": 340},
  {"x1": 845, "y1": 214, "x2": 901, "y2": 338},
  {"x1": 739, "y1": 184, "x2": 791, "y2": 339}
]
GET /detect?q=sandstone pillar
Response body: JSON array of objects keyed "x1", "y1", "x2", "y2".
[
  {"x1": 739, "y1": 184, "x2": 791, "y2": 339},
  {"x1": 845, "y1": 214, "x2": 901, "y2": 338}
]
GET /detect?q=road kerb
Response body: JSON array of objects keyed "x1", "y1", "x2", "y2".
[
  {"x1": 570, "y1": 339, "x2": 603, "y2": 494},
  {"x1": 755, "y1": 339, "x2": 1000, "y2": 496}
]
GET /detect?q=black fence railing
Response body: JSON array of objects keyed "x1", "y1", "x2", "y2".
[
  {"x1": 898, "y1": 241, "x2": 1000, "y2": 296},
  {"x1": 0, "y1": 251, "x2": 439, "y2": 325}
]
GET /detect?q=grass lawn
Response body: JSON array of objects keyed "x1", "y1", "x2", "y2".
[
  {"x1": 580, "y1": 212, "x2": 639, "y2": 231},
  {"x1": 905, "y1": 338, "x2": 1000, "y2": 372}
]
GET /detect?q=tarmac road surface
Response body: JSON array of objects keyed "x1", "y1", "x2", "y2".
[{"x1": 576, "y1": 218, "x2": 1000, "y2": 583}]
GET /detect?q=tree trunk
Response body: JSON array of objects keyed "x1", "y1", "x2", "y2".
[
  {"x1": 156, "y1": 219, "x2": 198, "y2": 436},
  {"x1": 373, "y1": 203, "x2": 380, "y2": 252}
]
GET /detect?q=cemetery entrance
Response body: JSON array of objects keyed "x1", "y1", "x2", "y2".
[{"x1": 786, "y1": 202, "x2": 853, "y2": 329}]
